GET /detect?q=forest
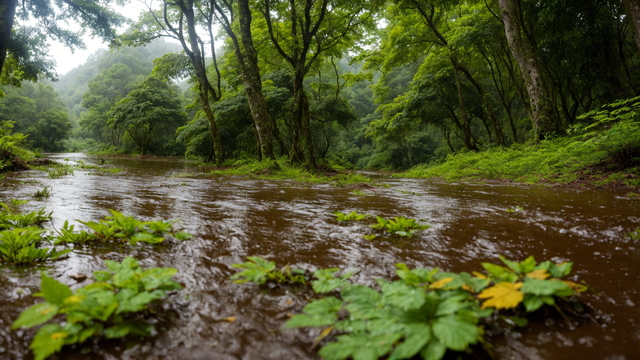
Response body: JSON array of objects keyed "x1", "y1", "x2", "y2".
[
  {"x1": 0, "y1": 0, "x2": 637, "y2": 175},
  {"x1": 0, "y1": 1, "x2": 639, "y2": 360}
]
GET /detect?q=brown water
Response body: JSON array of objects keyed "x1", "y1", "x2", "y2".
[{"x1": 0, "y1": 153, "x2": 638, "y2": 360}]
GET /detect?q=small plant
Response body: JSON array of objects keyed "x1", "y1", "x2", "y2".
[
  {"x1": 369, "y1": 216, "x2": 431, "y2": 237},
  {"x1": 600, "y1": 136, "x2": 640, "y2": 169},
  {"x1": 52, "y1": 221, "x2": 93, "y2": 244},
  {"x1": 12, "y1": 257, "x2": 182, "y2": 360},
  {"x1": 626, "y1": 192, "x2": 640, "y2": 197},
  {"x1": 54, "y1": 210, "x2": 193, "y2": 246},
  {"x1": 9, "y1": 199, "x2": 29, "y2": 208},
  {"x1": 334, "y1": 211, "x2": 371, "y2": 222},
  {"x1": 32, "y1": 186, "x2": 51, "y2": 199},
  {"x1": 231, "y1": 257, "x2": 308, "y2": 285},
  {"x1": 351, "y1": 189, "x2": 368, "y2": 196},
  {"x1": 504, "y1": 206, "x2": 524, "y2": 213},
  {"x1": 628, "y1": 228, "x2": 640, "y2": 240},
  {"x1": 363, "y1": 234, "x2": 377, "y2": 241},
  {"x1": 47, "y1": 164, "x2": 74, "y2": 178},
  {"x1": 0, "y1": 203, "x2": 52, "y2": 230},
  {"x1": 282, "y1": 255, "x2": 588, "y2": 360},
  {"x1": 625, "y1": 178, "x2": 640, "y2": 188},
  {"x1": 0, "y1": 227, "x2": 71, "y2": 265}
]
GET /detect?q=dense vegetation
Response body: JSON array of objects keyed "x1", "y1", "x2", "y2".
[{"x1": 1, "y1": 0, "x2": 639, "y2": 180}]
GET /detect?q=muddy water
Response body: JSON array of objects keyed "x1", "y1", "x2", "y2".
[{"x1": 0, "y1": 153, "x2": 638, "y2": 360}]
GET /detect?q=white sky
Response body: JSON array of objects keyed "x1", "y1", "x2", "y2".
[{"x1": 47, "y1": 3, "x2": 148, "y2": 75}]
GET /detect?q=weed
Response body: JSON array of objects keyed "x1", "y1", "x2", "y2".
[
  {"x1": 231, "y1": 257, "x2": 308, "y2": 285},
  {"x1": 12, "y1": 257, "x2": 181, "y2": 360},
  {"x1": 363, "y1": 234, "x2": 377, "y2": 241},
  {"x1": 0, "y1": 227, "x2": 71, "y2": 265},
  {"x1": 626, "y1": 192, "x2": 640, "y2": 197},
  {"x1": 0, "y1": 203, "x2": 52, "y2": 230},
  {"x1": 47, "y1": 164, "x2": 74, "y2": 178},
  {"x1": 369, "y1": 216, "x2": 430, "y2": 237},
  {"x1": 628, "y1": 228, "x2": 640, "y2": 240},
  {"x1": 9, "y1": 199, "x2": 29, "y2": 208},
  {"x1": 32, "y1": 186, "x2": 51, "y2": 199},
  {"x1": 55, "y1": 210, "x2": 192, "y2": 246},
  {"x1": 334, "y1": 211, "x2": 371, "y2": 222},
  {"x1": 625, "y1": 178, "x2": 640, "y2": 188},
  {"x1": 279, "y1": 255, "x2": 587, "y2": 360},
  {"x1": 351, "y1": 189, "x2": 369, "y2": 196}
]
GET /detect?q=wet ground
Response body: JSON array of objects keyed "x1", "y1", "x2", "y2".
[{"x1": 0, "y1": 153, "x2": 638, "y2": 360}]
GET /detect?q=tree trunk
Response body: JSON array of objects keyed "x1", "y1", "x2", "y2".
[
  {"x1": 0, "y1": 0, "x2": 18, "y2": 73},
  {"x1": 498, "y1": 0, "x2": 558, "y2": 141},
  {"x1": 624, "y1": 0, "x2": 640, "y2": 54},
  {"x1": 271, "y1": 115, "x2": 287, "y2": 156},
  {"x1": 289, "y1": 70, "x2": 307, "y2": 164},
  {"x1": 252, "y1": 121, "x2": 262, "y2": 161},
  {"x1": 453, "y1": 69, "x2": 478, "y2": 151},
  {"x1": 237, "y1": 0, "x2": 277, "y2": 162},
  {"x1": 198, "y1": 88, "x2": 224, "y2": 164}
]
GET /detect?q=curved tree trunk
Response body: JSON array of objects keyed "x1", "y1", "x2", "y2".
[{"x1": 498, "y1": 0, "x2": 558, "y2": 141}]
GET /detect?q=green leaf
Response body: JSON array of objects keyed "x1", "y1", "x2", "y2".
[
  {"x1": 521, "y1": 279, "x2": 573, "y2": 296},
  {"x1": 40, "y1": 273, "x2": 72, "y2": 306},
  {"x1": 319, "y1": 333, "x2": 402, "y2": 360},
  {"x1": 523, "y1": 294, "x2": 544, "y2": 312},
  {"x1": 93, "y1": 271, "x2": 113, "y2": 282},
  {"x1": 379, "y1": 280, "x2": 426, "y2": 311},
  {"x1": 30, "y1": 324, "x2": 67, "y2": 360},
  {"x1": 104, "y1": 260, "x2": 121, "y2": 272},
  {"x1": 389, "y1": 326, "x2": 431, "y2": 360},
  {"x1": 342, "y1": 284, "x2": 382, "y2": 319},
  {"x1": 518, "y1": 256, "x2": 536, "y2": 273},
  {"x1": 499, "y1": 256, "x2": 521, "y2": 274},
  {"x1": 420, "y1": 338, "x2": 447, "y2": 360},
  {"x1": 12, "y1": 302, "x2": 59, "y2": 329},
  {"x1": 432, "y1": 315, "x2": 479, "y2": 351},
  {"x1": 549, "y1": 262, "x2": 573, "y2": 278}
]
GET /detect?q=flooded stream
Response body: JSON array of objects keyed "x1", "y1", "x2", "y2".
[{"x1": 0, "y1": 153, "x2": 638, "y2": 360}]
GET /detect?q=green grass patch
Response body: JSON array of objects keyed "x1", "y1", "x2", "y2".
[{"x1": 211, "y1": 157, "x2": 375, "y2": 186}]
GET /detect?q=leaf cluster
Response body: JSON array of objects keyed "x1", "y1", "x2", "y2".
[
  {"x1": 231, "y1": 256, "x2": 308, "y2": 286},
  {"x1": 12, "y1": 257, "x2": 182, "y2": 360},
  {"x1": 369, "y1": 216, "x2": 430, "y2": 237},
  {"x1": 54, "y1": 210, "x2": 193, "y2": 246},
  {"x1": 333, "y1": 211, "x2": 371, "y2": 222},
  {"x1": 0, "y1": 202, "x2": 52, "y2": 230}
]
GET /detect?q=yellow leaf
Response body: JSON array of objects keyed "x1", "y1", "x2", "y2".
[
  {"x1": 562, "y1": 280, "x2": 587, "y2": 293},
  {"x1": 51, "y1": 332, "x2": 67, "y2": 340},
  {"x1": 526, "y1": 269, "x2": 550, "y2": 280},
  {"x1": 224, "y1": 317, "x2": 236, "y2": 322},
  {"x1": 472, "y1": 271, "x2": 487, "y2": 279},
  {"x1": 478, "y1": 282, "x2": 524, "y2": 309},
  {"x1": 65, "y1": 295, "x2": 83, "y2": 304},
  {"x1": 39, "y1": 307, "x2": 56, "y2": 315},
  {"x1": 461, "y1": 284, "x2": 473, "y2": 293},
  {"x1": 429, "y1": 277, "x2": 453, "y2": 289}
]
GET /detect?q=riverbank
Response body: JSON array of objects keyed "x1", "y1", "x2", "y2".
[{"x1": 400, "y1": 136, "x2": 640, "y2": 189}]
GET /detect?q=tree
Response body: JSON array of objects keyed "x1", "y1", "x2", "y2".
[
  {"x1": 262, "y1": 0, "x2": 380, "y2": 166},
  {"x1": 108, "y1": 76, "x2": 187, "y2": 155},
  {"x1": 497, "y1": 0, "x2": 558, "y2": 141},
  {"x1": 0, "y1": 0, "x2": 126, "y2": 81},
  {"x1": 623, "y1": 0, "x2": 640, "y2": 54}
]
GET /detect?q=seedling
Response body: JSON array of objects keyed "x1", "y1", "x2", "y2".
[
  {"x1": 369, "y1": 216, "x2": 430, "y2": 237},
  {"x1": 333, "y1": 211, "x2": 371, "y2": 222},
  {"x1": 12, "y1": 257, "x2": 181, "y2": 360}
]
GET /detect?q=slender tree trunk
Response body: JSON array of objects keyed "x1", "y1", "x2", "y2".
[
  {"x1": 453, "y1": 69, "x2": 478, "y2": 151},
  {"x1": 444, "y1": 129, "x2": 455, "y2": 152},
  {"x1": 290, "y1": 70, "x2": 307, "y2": 164},
  {"x1": 237, "y1": 0, "x2": 276, "y2": 161},
  {"x1": 624, "y1": 0, "x2": 640, "y2": 54},
  {"x1": 498, "y1": 0, "x2": 558, "y2": 141},
  {"x1": 0, "y1": 0, "x2": 18, "y2": 73},
  {"x1": 301, "y1": 88, "x2": 316, "y2": 166},
  {"x1": 271, "y1": 115, "x2": 286, "y2": 156},
  {"x1": 252, "y1": 121, "x2": 262, "y2": 161}
]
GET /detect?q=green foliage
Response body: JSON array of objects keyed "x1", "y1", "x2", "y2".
[
  {"x1": 47, "y1": 164, "x2": 74, "y2": 178},
  {"x1": 282, "y1": 255, "x2": 588, "y2": 360},
  {"x1": 628, "y1": 228, "x2": 640, "y2": 241},
  {"x1": 0, "y1": 202, "x2": 52, "y2": 230},
  {"x1": 334, "y1": 211, "x2": 370, "y2": 221},
  {"x1": 32, "y1": 186, "x2": 51, "y2": 200},
  {"x1": 231, "y1": 257, "x2": 307, "y2": 286},
  {"x1": 369, "y1": 216, "x2": 431, "y2": 237},
  {"x1": 54, "y1": 210, "x2": 192, "y2": 246},
  {"x1": 0, "y1": 227, "x2": 70, "y2": 265},
  {"x1": 12, "y1": 258, "x2": 181, "y2": 360}
]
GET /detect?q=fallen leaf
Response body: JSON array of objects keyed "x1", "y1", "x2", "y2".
[
  {"x1": 461, "y1": 284, "x2": 474, "y2": 293},
  {"x1": 479, "y1": 282, "x2": 524, "y2": 309},
  {"x1": 526, "y1": 269, "x2": 550, "y2": 280},
  {"x1": 430, "y1": 277, "x2": 453, "y2": 289},
  {"x1": 224, "y1": 317, "x2": 236, "y2": 322},
  {"x1": 472, "y1": 271, "x2": 487, "y2": 279}
]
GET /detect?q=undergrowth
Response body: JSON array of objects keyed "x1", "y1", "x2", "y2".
[
  {"x1": 232, "y1": 255, "x2": 590, "y2": 360},
  {"x1": 401, "y1": 97, "x2": 640, "y2": 186},
  {"x1": 210, "y1": 157, "x2": 374, "y2": 187}
]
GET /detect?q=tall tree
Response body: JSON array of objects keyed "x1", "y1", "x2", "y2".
[
  {"x1": 262, "y1": 0, "x2": 378, "y2": 166},
  {"x1": 497, "y1": 0, "x2": 558, "y2": 141},
  {"x1": 623, "y1": 0, "x2": 640, "y2": 54},
  {"x1": 208, "y1": 0, "x2": 277, "y2": 162}
]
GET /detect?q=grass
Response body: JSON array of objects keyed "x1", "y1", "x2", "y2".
[
  {"x1": 400, "y1": 135, "x2": 639, "y2": 186},
  {"x1": 211, "y1": 157, "x2": 375, "y2": 187},
  {"x1": 32, "y1": 186, "x2": 51, "y2": 199}
]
